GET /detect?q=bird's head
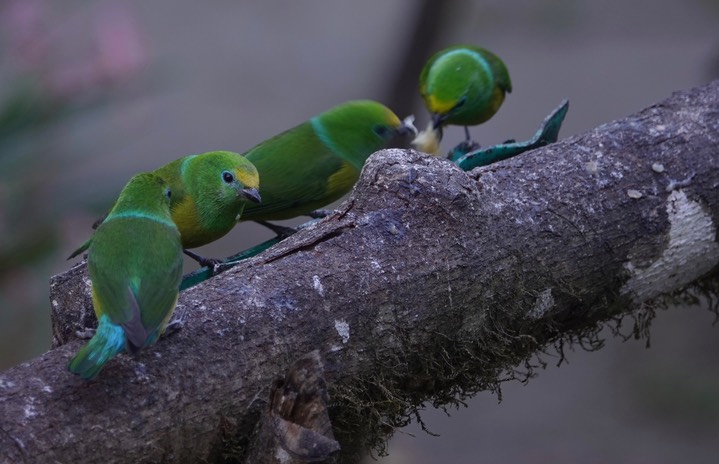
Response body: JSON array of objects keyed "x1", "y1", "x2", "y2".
[
  {"x1": 221, "y1": 165, "x2": 261, "y2": 204},
  {"x1": 420, "y1": 48, "x2": 474, "y2": 131},
  {"x1": 189, "y1": 151, "x2": 261, "y2": 212},
  {"x1": 315, "y1": 100, "x2": 417, "y2": 169},
  {"x1": 112, "y1": 172, "x2": 174, "y2": 217},
  {"x1": 411, "y1": 91, "x2": 467, "y2": 154}
]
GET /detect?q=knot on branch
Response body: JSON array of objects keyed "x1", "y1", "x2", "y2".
[{"x1": 245, "y1": 350, "x2": 339, "y2": 463}]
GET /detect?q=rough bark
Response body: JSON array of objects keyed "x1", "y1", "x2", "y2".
[{"x1": 2, "y1": 80, "x2": 719, "y2": 463}]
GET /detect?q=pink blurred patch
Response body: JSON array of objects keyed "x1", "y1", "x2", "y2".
[
  {"x1": 0, "y1": 0, "x2": 50, "y2": 70},
  {"x1": 1, "y1": 1, "x2": 148, "y2": 100},
  {"x1": 94, "y1": 3, "x2": 148, "y2": 83}
]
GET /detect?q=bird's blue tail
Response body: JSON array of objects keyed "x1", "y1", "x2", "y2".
[{"x1": 68, "y1": 315, "x2": 126, "y2": 380}]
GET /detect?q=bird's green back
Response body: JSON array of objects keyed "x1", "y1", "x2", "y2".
[
  {"x1": 89, "y1": 219, "x2": 182, "y2": 342},
  {"x1": 88, "y1": 173, "x2": 182, "y2": 349},
  {"x1": 241, "y1": 100, "x2": 404, "y2": 221},
  {"x1": 420, "y1": 45, "x2": 511, "y2": 127}
]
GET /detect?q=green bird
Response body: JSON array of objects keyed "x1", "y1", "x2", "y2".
[
  {"x1": 71, "y1": 151, "x2": 261, "y2": 267},
  {"x1": 413, "y1": 44, "x2": 512, "y2": 156},
  {"x1": 238, "y1": 100, "x2": 416, "y2": 229},
  {"x1": 152, "y1": 150, "x2": 261, "y2": 265},
  {"x1": 68, "y1": 173, "x2": 183, "y2": 380}
]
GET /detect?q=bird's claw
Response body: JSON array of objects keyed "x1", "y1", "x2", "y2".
[
  {"x1": 183, "y1": 249, "x2": 223, "y2": 270},
  {"x1": 164, "y1": 318, "x2": 184, "y2": 337}
]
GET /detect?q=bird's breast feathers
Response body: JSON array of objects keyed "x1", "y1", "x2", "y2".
[{"x1": 171, "y1": 195, "x2": 210, "y2": 248}]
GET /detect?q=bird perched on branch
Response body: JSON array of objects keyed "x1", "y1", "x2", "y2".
[
  {"x1": 412, "y1": 44, "x2": 512, "y2": 156},
  {"x1": 152, "y1": 151, "x2": 261, "y2": 266},
  {"x1": 239, "y1": 100, "x2": 417, "y2": 235},
  {"x1": 68, "y1": 173, "x2": 183, "y2": 379}
]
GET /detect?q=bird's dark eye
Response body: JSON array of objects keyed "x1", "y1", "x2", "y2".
[
  {"x1": 165, "y1": 187, "x2": 171, "y2": 199},
  {"x1": 222, "y1": 171, "x2": 234, "y2": 183},
  {"x1": 373, "y1": 125, "x2": 390, "y2": 137}
]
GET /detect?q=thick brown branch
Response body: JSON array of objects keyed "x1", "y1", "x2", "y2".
[{"x1": 1, "y1": 81, "x2": 719, "y2": 463}]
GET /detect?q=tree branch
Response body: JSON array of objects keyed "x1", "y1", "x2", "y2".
[{"x1": 2, "y1": 81, "x2": 719, "y2": 463}]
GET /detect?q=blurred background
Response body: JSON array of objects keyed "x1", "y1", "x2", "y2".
[{"x1": 0, "y1": 0, "x2": 717, "y2": 462}]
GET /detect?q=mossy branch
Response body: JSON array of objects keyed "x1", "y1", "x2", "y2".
[{"x1": 2, "y1": 81, "x2": 719, "y2": 463}]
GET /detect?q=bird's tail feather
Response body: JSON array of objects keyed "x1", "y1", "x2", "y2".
[{"x1": 68, "y1": 315, "x2": 126, "y2": 380}]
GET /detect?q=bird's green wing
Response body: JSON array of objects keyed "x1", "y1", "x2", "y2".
[
  {"x1": 134, "y1": 224, "x2": 182, "y2": 335},
  {"x1": 241, "y1": 124, "x2": 356, "y2": 221}
]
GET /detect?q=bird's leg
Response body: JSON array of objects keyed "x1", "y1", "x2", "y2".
[
  {"x1": 307, "y1": 209, "x2": 334, "y2": 219},
  {"x1": 164, "y1": 308, "x2": 186, "y2": 337},
  {"x1": 164, "y1": 319, "x2": 184, "y2": 336},
  {"x1": 459, "y1": 126, "x2": 481, "y2": 152},
  {"x1": 255, "y1": 220, "x2": 297, "y2": 239},
  {"x1": 183, "y1": 249, "x2": 223, "y2": 269}
]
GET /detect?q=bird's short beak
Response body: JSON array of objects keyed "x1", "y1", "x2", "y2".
[
  {"x1": 431, "y1": 112, "x2": 447, "y2": 130},
  {"x1": 240, "y1": 187, "x2": 261, "y2": 203},
  {"x1": 429, "y1": 113, "x2": 446, "y2": 142},
  {"x1": 396, "y1": 115, "x2": 418, "y2": 137}
]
